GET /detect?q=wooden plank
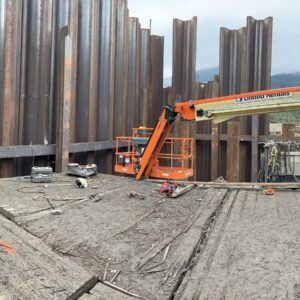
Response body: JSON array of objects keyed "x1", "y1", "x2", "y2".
[
  {"x1": 171, "y1": 184, "x2": 195, "y2": 198},
  {"x1": 66, "y1": 277, "x2": 100, "y2": 300},
  {"x1": 147, "y1": 178, "x2": 300, "y2": 189},
  {"x1": 0, "y1": 214, "x2": 94, "y2": 299}
]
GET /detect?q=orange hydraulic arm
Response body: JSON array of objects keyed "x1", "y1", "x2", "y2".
[
  {"x1": 135, "y1": 105, "x2": 177, "y2": 180},
  {"x1": 135, "y1": 86, "x2": 300, "y2": 180}
]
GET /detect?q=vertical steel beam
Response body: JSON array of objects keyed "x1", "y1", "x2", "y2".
[
  {"x1": 172, "y1": 17, "x2": 197, "y2": 102},
  {"x1": 56, "y1": 31, "x2": 71, "y2": 172},
  {"x1": 246, "y1": 16, "x2": 273, "y2": 181},
  {"x1": 140, "y1": 28, "x2": 150, "y2": 126},
  {"x1": 69, "y1": 0, "x2": 78, "y2": 143},
  {"x1": 75, "y1": 0, "x2": 91, "y2": 143},
  {"x1": 0, "y1": 0, "x2": 5, "y2": 144},
  {"x1": 227, "y1": 121, "x2": 240, "y2": 182},
  {"x1": 172, "y1": 17, "x2": 197, "y2": 179},
  {"x1": 97, "y1": 0, "x2": 116, "y2": 172},
  {"x1": 211, "y1": 123, "x2": 220, "y2": 180},
  {"x1": 86, "y1": 0, "x2": 100, "y2": 164},
  {"x1": 149, "y1": 35, "x2": 164, "y2": 127},
  {"x1": 0, "y1": 0, "x2": 22, "y2": 177},
  {"x1": 126, "y1": 17, "x2": 141, "y2": 134},
  {"x1": 20, "y1": 0, "x2": 53, "y2": 145},
  {"x1": 114, "y1": 0, "x2": 128, "y2": 136}
]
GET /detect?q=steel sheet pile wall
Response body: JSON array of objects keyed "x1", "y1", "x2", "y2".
[
  {"x1": 219, "y1": 16, "x2": 273, "y2": 181},
  {"x1": 0, "y1": 0, "x2": 165, "y2": 177},
  {"x1": 193, "y1": 76, "x2": 220, "y2": 181},
  {"x1": 172, "y1": 17, "x2": 197, "y2": 102},
  {"x1": 170, "y1": 17, "x2": 198, "y2": 176},
  {"x1": 169, "y1": 16, "x2": 272, "y2": 182}
]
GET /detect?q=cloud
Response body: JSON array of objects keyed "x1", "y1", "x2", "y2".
[{"x1": 128, "y1": 0, "x2": 300, "y2": 76}]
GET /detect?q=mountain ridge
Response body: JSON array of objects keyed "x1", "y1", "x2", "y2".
[{"x1": 164, "y1": 68, "x2": 300, "y2": 89}]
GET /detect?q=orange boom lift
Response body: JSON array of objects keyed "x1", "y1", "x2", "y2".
[{"x1": 115, "y1": 86, "x2": 300, "y2": 180}]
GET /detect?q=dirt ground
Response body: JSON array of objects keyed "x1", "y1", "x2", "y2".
[{"x1": 1, "y1": 173, "x2": 300, "y2": 299}]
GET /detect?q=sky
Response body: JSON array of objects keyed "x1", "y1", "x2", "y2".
[{"x1": 128, "y1": 0, "x2": 300, "y2": 78}]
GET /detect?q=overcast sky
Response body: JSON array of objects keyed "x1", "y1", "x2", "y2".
[{"x1": 128, "y1": 0, "x2": 300, "y2": 78}]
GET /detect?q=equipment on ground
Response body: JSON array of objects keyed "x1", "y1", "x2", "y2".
[
  {"x1": 67, "y1": 163, "x2": 97, "y2": 178},
  {"x1": 259, "y1": 141, "x2": 300, "y2": 182},
  {"x1": 31, "y1": 166, "x2": 54, "y2": 183},
  {"x1": 115, "y1": 86, "x2": 300, "y2": 180}
]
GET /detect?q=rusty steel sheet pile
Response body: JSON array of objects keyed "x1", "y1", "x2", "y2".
[
  {"x1": 0, "y1": 0, "x2": 164, "y2": 176},
  {"x1": 0, "y1": 0, "x2": 273, "y2": 183},
  {"x1": 167, "y1": 16, "x2": 272, "y2": 182}
]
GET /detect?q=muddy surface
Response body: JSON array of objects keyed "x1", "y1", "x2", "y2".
[{"x1": 1, "y1": 174, "x2": 300, "y2": 299}]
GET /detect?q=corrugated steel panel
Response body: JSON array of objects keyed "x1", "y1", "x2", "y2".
[
  {"x1": 219, "y1": 16, "x2": 273, "y2": 182},
  {"x1": 149, "y1": 35, "x2": 164, "y2": 127},
  {"x1": 140, "y1": 28, "x2": 150, "y2": 126},
  {"x1": 19, "y1": 0, "x2": 54, "y2": 146},
  {"x1": 126, "y1": 17, "x2": 140, "y2": 134},
  {"x1": 114, "y1": 0, "x2": 128, "y2": 136},
  {"x1": 75, "y1": 0, "x2": 91, "y2": 143},
  {"x1": 172, "y1": 17, "x2": 197, "y2": 102},
  {"x1": 87, "y1": 0, "x2": 100, "y2": 145}
]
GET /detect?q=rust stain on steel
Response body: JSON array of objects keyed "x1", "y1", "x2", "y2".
[
  {"x1": 69, "y1": 0, "x2": 79, "y2": 143},
  {"x1": 226, "y1": 122, "x2": 240, "y2": 182},
  {"x1": 191, "y1": 77, "x2": 220, "y2": 181},
  {"x1": 88, "y1": 0, "x2": 100, "y2": 145},
  {"x1": 56, "y1": 30, "x2": 72, "y2": 173},
  {"x1": 211, "y1": 123, "x2": 220, "y2": 180},
  {"x1": 0, "y1": 0, "x2": 22, "y2": 177}
]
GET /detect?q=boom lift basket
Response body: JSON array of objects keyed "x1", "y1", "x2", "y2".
[{"x1": 115, "y1": 128, "x2": 194, "y2": 180}]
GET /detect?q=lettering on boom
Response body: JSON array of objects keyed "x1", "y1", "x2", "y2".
[{"x1": 234, "y1": 92, "x2": 292, "y2": 103}]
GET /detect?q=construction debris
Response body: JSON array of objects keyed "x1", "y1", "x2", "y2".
[
  {"x1": 75, "y1": 178, "x2": 88, "y2": 189},
  {"x1": 127, "y1": 191, "x2": 146, "y2": 200},
  {"x1": 158, "y1": 181, "x2": 195, "y2": 198},
  {"x1": 67, "y1": 163, "x2": 97, "y2": 178},
  {"x1": 263, "y1": 188, "x2": 275, "y2": 195},
  {"x1": 170, "y1": 184, "x2": 196, "y2": 198},
  {"x1": 0, "y1": 240, "x2": 15, "y2": 255},
  {"x1": 66, "y1": 276, "x2": 99, "y2": 300},
  {"x1": 2, "y1": 173, "x2": 300, "y2": 299}
]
